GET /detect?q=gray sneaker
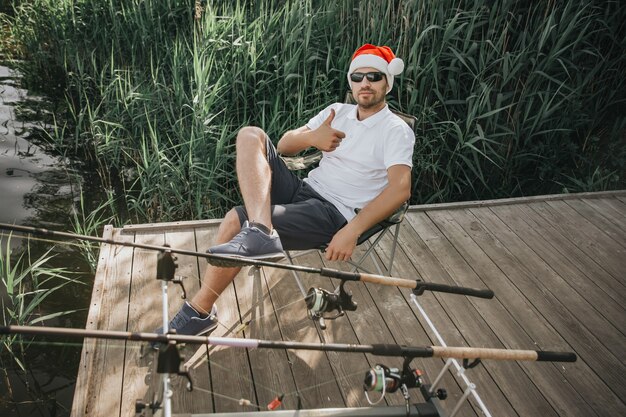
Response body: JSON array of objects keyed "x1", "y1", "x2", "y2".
[
  {"x1": 152, "y1": 302, "x2": 218, "y2": 349},
  {"x1": 207, "y1": 221, "x2": 285, "y2": 261}
]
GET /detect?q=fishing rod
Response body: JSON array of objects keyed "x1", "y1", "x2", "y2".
[
  {"x1": 0, "y1": 324, "x2": 577, "y2": 362},
  {"x1": 1, "y1": 324, "x2": 576, "y2": 417},
  {"x1": 0, "y1": 222, "x2": 495, "y2": 299}
]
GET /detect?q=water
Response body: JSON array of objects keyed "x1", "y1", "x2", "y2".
[{"x1": 0, "y1": 64, "x2": 93, "y2": 417}]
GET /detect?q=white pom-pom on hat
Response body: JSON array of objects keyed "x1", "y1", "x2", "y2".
[{"x1": 387, "y1": 57, "x2": 404, "y2": 76}]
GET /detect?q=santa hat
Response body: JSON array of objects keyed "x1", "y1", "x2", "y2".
[{"x1": 347, "y1": 44, "x2": 404, "y2": 93}]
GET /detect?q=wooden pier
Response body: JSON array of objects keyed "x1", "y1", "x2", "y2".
[{"x1": 71, "y1": 191, "x2": 626, "y2": 417}]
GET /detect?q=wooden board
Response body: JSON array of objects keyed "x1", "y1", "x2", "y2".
[{"x1": 72, "y1": 192, "x2": 626, "y2": 417}]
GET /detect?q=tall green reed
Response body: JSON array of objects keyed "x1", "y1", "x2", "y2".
[
  {"x1": 6, "y1": 0, "x2": 625, "y2": 222},
  {"x1": 1, "y1": 235, "x2": 84, "y2": 370}
]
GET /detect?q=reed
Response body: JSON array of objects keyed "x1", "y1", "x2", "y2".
[
  {"x1": 1, "y1": 235, "x2": 84, "y2": 370},
  {"x1": 4, "y1": 0, "x2": 624, "y2": 222}
]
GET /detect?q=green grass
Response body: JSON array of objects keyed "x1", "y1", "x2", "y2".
[{"x1": 3, "y1": 0, "x2": 624, "y2": 223}]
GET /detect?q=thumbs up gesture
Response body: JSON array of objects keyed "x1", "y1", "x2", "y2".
[{"x1": 313, "y1": 109, "x2": 346, "y2": 152}]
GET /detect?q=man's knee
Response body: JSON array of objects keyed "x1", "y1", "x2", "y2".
[{"x1": 236, "y1": 126, "x2": 267, "y2": 152}]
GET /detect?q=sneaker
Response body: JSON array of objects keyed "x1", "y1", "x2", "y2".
[
  {"x1": 152, "y1": 302, "x2": 218, "y2": 349},
  {"x1": 207, "y1": 221, "x2": 285, "y2": 262}
]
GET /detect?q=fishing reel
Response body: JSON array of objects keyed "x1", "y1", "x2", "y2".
[
  {"x1": 364, "y1": 363, "x2": 423, "y2": 394},
  {"x1": 363, "y1": 357, "x2": 447, "y2": 410},
  {"x1": 305, "y1": 281, "x2": 357, "y2": 329}
]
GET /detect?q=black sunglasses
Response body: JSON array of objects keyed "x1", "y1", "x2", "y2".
[{"x1": 350, "y1": 72, "x2": 386, "y2": 83}]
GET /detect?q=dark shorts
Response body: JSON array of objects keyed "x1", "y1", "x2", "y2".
[{"x1": 234, "y1": 137, "x2": 347, "y2": 250}]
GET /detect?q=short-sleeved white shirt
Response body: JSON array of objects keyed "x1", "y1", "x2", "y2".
[{"x1": 304, "y1": 103, "x2": 415, "y2": 221}]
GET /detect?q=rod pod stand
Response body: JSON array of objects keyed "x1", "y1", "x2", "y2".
[{"x1": 137, "y1": 248, "x2": 193, "y2": 417}]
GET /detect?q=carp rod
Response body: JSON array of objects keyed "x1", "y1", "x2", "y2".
[
  {"x1": 0, "y1": 222, "x2": 495, "y2": 300},
  {"x1": 0, "y1": 324, "x2": 577, "y2": 363}
]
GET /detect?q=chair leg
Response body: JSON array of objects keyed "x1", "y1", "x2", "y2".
[
  {"x1": 387, "y1": 223, "x2": 402, "y2": 276},
  {"x1": 349, "y1": 228, "x2": 390, "y2": 274},
  {"x1": 348, "y1": 223, "x2": 402, "y2": 276},
  {"x1": 285, "y1": 251, "x2": 308, "y2": 297}
]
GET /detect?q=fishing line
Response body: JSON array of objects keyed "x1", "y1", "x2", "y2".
[
  {"x1": 0, "y1": 232, "x2": 101, "y2": 254},
  {"x1": 192, "y1": 385, "x2": 262, "y2": 410},
  {"x1": 236, "y1": 295, "x2": 310, "y2": 330},
  {"x1": 203, "y1": 359, "x2": 284, "y2": 399},
  {"x1": 1, "y1": 338, "x2": 85, "y2": 348},
  {"x1": 281, "y1": 366, "x2": 372, "y2": 399}
]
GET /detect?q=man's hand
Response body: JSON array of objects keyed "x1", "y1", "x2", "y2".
[
  {"x1": 325, "y1": 225, "x2": 359, "y2": 261},
  {"x1": 313, "y1": 109, "x2": 345, "y2": 152}
]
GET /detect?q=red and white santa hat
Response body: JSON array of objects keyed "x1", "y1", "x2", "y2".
[{"x1": 347, "y1": 44, "x2": 404, "y2": 93}]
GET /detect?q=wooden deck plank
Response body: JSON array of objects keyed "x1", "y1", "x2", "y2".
[
  {"x1": 263, "y1": 255, "x2": 346, "y2": 409},
  {"x1": 468, "y1": 206, "x2": 626, "y2": 403},
  {"x1": 562, "y1": 199, "x2": 626, "y2": 248},
  {"x1": 513, "y1": 203, "x2": 626, "y2": 305},
  {"x1": 119, "y1": 231, "x2": 167, "y2": 416},
  {"x1": 565, "y1": 199, "x2": 626, "y2": 242},
  {"x1": 233, "y1": 264, "x2": 300, "y2": 410},
  {"x1": 87, "y1": 228, "x2": 134, "y2": 417},
  {"x1": 194, "y1": 227, "x2": 256, "y2": 413},
  {"x1": 434, "y1": 207, "x2": 603, "y2": 416},
  {"x1": 397, "y1": 216, "x2": 518, "y2": 417},
  {"x1": 71, "y1": 225, "x2": 122, "y2": 417},
  {"x1": 576, "y1": 197, "x2": 626, "y2": 235},
  {"x1": 164, "y1": 228, "x2": 213, "y2": 414},
  {"x1": 372, "y1": 233, "x2": 480, "y2": 417},
  {"x1": 321, "y1": 250, "x2": 410, "y2": 408},
  {"x1": 489, "y1": 204, "x2": 626, "y2": 336},
  {"x1": 409, "y1": 210, "x2": 560, "y2": 417},
  {"x1": 528, "y1": 201, "x2": 625, "y2": 280},
  {"x1": 73, "y1": 191, "x2": 626, "y2": 417},
  {"x1": 455, "y1": 206, "x2": 626, "y2": 415}
]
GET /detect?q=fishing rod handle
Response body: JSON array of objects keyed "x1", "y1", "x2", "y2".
[
  {"x1": 346, "y1": 271, "x2": 495, "y2": 299},
  {"x1": 416, "y1": 282, "x2": 495, "y2": 299},
  {"x1": 431, "y1": 346, "x2": 577, "y2": 363}
]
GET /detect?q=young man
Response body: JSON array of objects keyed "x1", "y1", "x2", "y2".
[{"x1": 159, "y1": 44, "x2": 415, "y2": 338}]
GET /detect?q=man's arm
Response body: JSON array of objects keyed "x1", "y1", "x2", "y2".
[
  {"x1": 278, "y1": 109, "x2": 345, "y2": 155},
  {"x1": 325, "y1": 164, "x2": 412, "y2": 261}
]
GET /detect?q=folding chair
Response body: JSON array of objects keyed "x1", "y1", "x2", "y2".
[
  {"x1": 278, "y1": 94, "x2": 417, "y2": 328},
  {"x1": 281, "y1": 92, "x2": 416, "y2": 277}
]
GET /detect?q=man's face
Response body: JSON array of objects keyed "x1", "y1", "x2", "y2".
[{"x1": 349, "y1": 67, "x2": 388, "y2": 110}]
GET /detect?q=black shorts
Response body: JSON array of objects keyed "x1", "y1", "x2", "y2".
[{"x1": 234, "y1": 137, "x2": 347, "y2": 250}]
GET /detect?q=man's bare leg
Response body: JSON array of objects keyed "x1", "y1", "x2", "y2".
[
  {"x1": 187, "y1": 209, "x2": 242, "y2": 314},
  {"x1": 190, "y1": 127, "x2": 274, "y2": 313},
  {"x1": 235, "y1": 126, "x2": 273, "y2": 230}
]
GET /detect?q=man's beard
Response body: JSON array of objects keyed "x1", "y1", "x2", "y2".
[{"x1": 356, "y1": 90, "x2": 385, "y2": 109}]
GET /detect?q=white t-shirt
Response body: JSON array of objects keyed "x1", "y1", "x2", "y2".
[{"x1": 304, "y1": 103, "x2": 415, "y2": 221}]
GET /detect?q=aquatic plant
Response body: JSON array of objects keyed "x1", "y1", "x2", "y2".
[
  {"x1": 3, "y1": 0, "x2": 624, "y2": 222},
  {"x1": 1, "y1": 234, "x2": 84, "y2": 369}
]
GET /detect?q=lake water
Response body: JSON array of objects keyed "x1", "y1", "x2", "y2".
[{"x1": 0, "y1": 64, "x2": 92, "y2": 417}]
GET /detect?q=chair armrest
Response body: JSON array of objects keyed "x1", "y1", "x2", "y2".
[
  {"x1": 385, "y1": 201, "x2": 409, "y2": 225},
  {"x1": 355, "y1": 201, "x2": 408, "y2": 226},
  {"x1": 354, "y1": 201, "x2": 408, "y2": 245},
  {"x1": 280, "y1": 151, "x2": 322, "y2": 171}
]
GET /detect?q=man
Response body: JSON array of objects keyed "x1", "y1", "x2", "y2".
[{"x1": 159, "y1": 44, "x2": 415, "y2": 338}]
